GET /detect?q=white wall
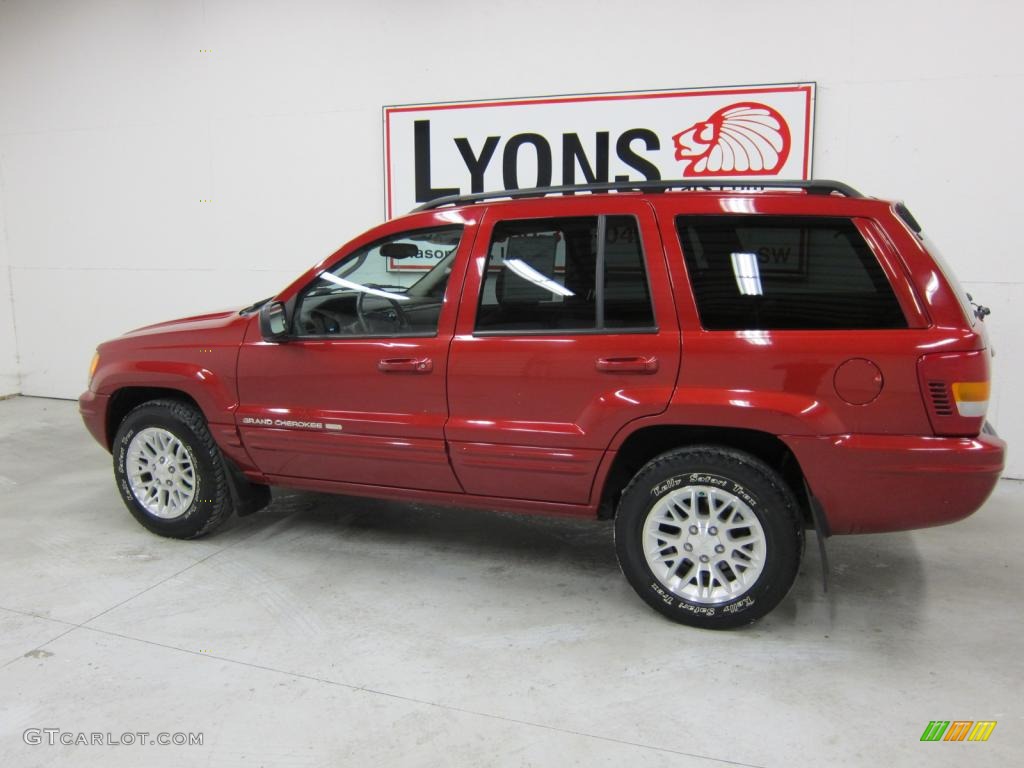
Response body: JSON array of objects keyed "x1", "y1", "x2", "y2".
[
  {"x1": 0, "y1": 180, "x2": 19, "y2": 396},
  {"x1": 0, "y1": 0, "x2": 1021, "y2": 474}
]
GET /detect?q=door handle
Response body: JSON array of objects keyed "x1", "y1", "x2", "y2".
[
  {"x1": 595, "y1": 356, "x2": 658, "y2": 374},
  {"x1": 377, "y1": 357, "x2": 433, "y2": 373}
]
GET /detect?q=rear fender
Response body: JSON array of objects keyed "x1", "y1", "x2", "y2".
[{"x1": 608, "y1": 388, "x2": 841, "y2": 450}]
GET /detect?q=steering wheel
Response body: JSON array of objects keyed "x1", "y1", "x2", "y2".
[
  {"x1": 307, "y1": 309, "x2": 341, "y2": 335},
  {"x1": 355, "y1": 288, "x2": 410, "y2": 334}
]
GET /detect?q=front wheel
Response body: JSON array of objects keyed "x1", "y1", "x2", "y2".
[
  {"x1": 614, "y1": 446, "x2": 803, "y2": 629},
  {"x1": 112, "y1": 399, "x2": 233, "y2": 539}
]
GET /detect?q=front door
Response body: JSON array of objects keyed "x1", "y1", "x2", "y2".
[
  {"x1": 445, "y1": 197, "x2": 681, "y2": 505},
  {"x1": 235, "y1": 212, "x2": 475, "y2": 492}
]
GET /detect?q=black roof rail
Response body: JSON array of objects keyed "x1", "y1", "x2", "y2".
[{"x1": 413, "y1": 179, "x2": 863, "y2": 212}]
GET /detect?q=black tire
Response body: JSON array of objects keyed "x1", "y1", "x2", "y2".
[
  {"x1": 112, "y1": 399, "x2": 233, "y2": 539},
  {"x1": 614, "y1": 446, "x2": 802, "y2": 629}
]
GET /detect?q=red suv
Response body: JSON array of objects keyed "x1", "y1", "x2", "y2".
[{"x1": 80, "y1": 180, "x2": 1005, "y2": 628}]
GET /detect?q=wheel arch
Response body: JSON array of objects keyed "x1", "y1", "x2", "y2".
[
  {"x1": 106, "y1": 387, "x2": 203, "y2": 448},
  {"x1": 107, "y1": 386, "x2": 271, "y2": 519},
  {"x1": 598, "y1": 424, "x2": 812, "y2": 526}
]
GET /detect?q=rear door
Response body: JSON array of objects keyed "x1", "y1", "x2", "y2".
[
  {"x1": 445, "y1": 196, "x2": 681, "y2": 504},
  {"x1": 655, "y1": 194, "x2": 933, "y2": 437}
]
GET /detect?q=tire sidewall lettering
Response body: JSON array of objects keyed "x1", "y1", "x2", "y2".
[
  {"x1": 115, "y1": 429, "x2": 134, "y2": 478},
  {"x1": 651, "y1": 472, "x2": 760, "y2": 511}
]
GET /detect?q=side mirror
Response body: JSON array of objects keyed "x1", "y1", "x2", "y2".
[
  {"x1": 259, "y1": 301, "x2": 291, "y2": 342},
  {"x1": 380, "y1": 242, "x2": 419, "y2": 260}
]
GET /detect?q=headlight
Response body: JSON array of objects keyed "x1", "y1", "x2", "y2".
[{"x1": 88, "y1": 352, "x2": 100, "y2": 386}]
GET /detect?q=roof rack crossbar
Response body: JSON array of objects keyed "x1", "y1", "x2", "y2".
[{"x1": 412, "y1": 179, "x2": 862, "y2": 212}]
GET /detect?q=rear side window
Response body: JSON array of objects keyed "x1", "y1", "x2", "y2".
[
  {"x1": 677, "y1": 216, "x2": 907, "y2": 330},
  {"x1": 924, "y1": 235, "x2": 976, "y2": 327},
  {"x1": 475, "y1": 215, "x2": 655, "y2": 333}
]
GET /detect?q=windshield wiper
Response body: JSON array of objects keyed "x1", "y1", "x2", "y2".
[{"x1": 239, "y1": 297, "x2": 272, "y2": 314}]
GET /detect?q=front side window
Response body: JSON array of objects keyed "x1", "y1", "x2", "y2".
[
  {"x1": 677, "y1": 216, "x2": 907, "y2": 330},
  {"x1": 475, "y1": 215, "x2": 654, "y2": 333},
  {"x1": 295, "y1": 226, "x2": 462, "y2": 337}
]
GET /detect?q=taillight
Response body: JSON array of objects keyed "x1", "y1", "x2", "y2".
[
  {"x1": 951, "y1": 381, "x2": 990, "y2": 417},
  {"x1": 88, "y1": 351, "x2": 100, "y2": 387},
  {"x1": 918, "y1": 350, "x2": 990, "y2": 436}
]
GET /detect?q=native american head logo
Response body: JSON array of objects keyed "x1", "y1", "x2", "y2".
[{"x1": 672, "y1": 102, "x2": 791, "y2": 177}]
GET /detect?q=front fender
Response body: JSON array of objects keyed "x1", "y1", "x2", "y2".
[{"x1": 93, "y1": 358, "x2": 239, "y2": 425}]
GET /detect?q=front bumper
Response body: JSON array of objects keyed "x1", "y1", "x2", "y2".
[
  {"x1": 784, "y1": 430, "x2": 1006, "y2": 534},
  {"x1": 79, "y1": 389, "x2": 111, "y2": 451}
]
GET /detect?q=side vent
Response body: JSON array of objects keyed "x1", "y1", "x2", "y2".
[{"x1": 927, "y1": 381, "x2": 954, "y2": 416}]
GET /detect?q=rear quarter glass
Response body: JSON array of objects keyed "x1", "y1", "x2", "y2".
[
  {"x1": 921, "y1": 235, "x2": 976, "y2": 328},
  {"x1": 676, "y1": 214, "x2": 908, "y2": 331}
]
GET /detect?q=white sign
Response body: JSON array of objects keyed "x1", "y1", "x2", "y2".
[{"x1": 383, "y1": 83, "x2": 815, "y2": 218}]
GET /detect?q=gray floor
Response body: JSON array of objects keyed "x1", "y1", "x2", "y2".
[{"x1": 0, "y1": 396, "x2": 1020, "y2": 767}]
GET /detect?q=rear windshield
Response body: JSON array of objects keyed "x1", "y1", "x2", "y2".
[{"x1": 676, "y1": 215, "x2": 908, "y2": 331}]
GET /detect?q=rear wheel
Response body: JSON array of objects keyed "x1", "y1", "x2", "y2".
[
  {"x1": 113, "y1": 399, "x2": 233, "y2": 539},
  {"x1": 614, "y1": 446, "x2": 802, "y2": 629}
]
